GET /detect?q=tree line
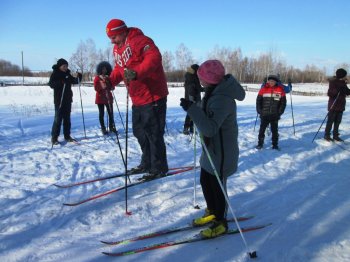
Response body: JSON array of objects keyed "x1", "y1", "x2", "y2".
[
  {"x1": 1, "y1": 39, "x2": 349, "y2": 83},
  {"x1": 0, "y1": 59, "x2": 33, "y2": 76}
]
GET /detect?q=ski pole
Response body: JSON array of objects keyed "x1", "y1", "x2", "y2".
[
  {"x1": 193, "y1": 125, "x2": 199, "y2": 209},
  {"x1": 77, "y1": 73, "x2": 87, "y2": 139},
  {"x1": 58, "y1": 76, "x2": 68, "y2": 110},
  {"x1": 289, "y1": 89, "x2": 296, "y2": 136},
  {"x1": 165, "y1": 121, "x2": 170, "y2": 136},
  {"x1": 112, "y1": 91, "x2": 126, "y2": 133},
  {"x1": 199, "y1": 135, "x2": 257, "y2": 259},
  {"x1": 253, "y1": 113, "x2": 258, "y2": 132},
  {"x1": 312, "y1": 91, "x2": 340, "y2": 143},
  {"x1": 124, "y1": 68, "x2": 131, "y2": 215},
  {"x1": 106, "y1": 90, "x2": 131, "y2": 184}
]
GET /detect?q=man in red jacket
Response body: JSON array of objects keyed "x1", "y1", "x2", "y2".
[{"x1": 106, "y1": 19, "x2": 169, "y2": 179}]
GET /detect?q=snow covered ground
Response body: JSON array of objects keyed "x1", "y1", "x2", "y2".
[{"x1": 0, "y1": 81, "x2": 349, "y2": 262}]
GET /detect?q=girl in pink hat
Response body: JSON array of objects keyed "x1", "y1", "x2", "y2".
[{"x1": 180, "y1": 59, "x2": 246, "y2": 238}]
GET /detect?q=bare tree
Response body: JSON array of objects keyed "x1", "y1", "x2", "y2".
[
  {"x1": 239, "y1": 57, "x2": 249, "y2": 82},
  {"x1": 70, "y1": 38, "x2": 99, "y2": 81},
  {"x1": 104, "y1": 45, "x2": 114, "y2": 65},
  {"x1": 175, "y1": 43, "x2": 194, "y2": 71},
  {"x1": 70, "y1": 40, "x2": 89, "y2": 78},
  {"x1": 162, "y1": 50, "x2": 174, "y2": 73}
]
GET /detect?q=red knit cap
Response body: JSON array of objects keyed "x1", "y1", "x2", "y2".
[
  {"x1": 197, "y1": 60, "x2": 225, "y2": 85},
  {"x1": 106, "y1": 19, "x2": 128, "y2": 37}
]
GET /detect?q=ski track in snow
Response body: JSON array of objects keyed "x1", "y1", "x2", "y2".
[{"x1": 0, "y1": 84, "x2": 350, "y2": 261}]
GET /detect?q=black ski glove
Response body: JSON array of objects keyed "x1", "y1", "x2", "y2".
[
  {"x1": 287, "y1": 78, "x2": 292, "y2": 85},
  {"x1": 180, "y1": 98, "x2": 193, "y2": 111},
  {"x1": 124, "y1": 68, "x2": 137, "y2": 82}
]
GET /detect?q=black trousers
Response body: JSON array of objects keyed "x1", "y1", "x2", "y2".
[
  {"x1": 258, "y1": 117, "x2": 279, "y2": 146},
  {"x1": 325, "y1": 111, "x2": 343, "y2": 137},
  {"x1": 184, "y1": 114, "x2": 193, "y2": 129},
  {"x1": 51, "y1": 103, "x2": 72, "y2": 138},
  {"x1": 97, "y1": 103, "x2": 114, "y2": 129},
  {"x1": 200, "y1": 168, "x2": 227, "y2": 221},
  {"x1": 132, "y1": 97, "x2": 168, "y2": 174}
]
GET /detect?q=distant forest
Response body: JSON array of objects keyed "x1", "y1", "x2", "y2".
[{"x1": 1, "y1": 40, "x2": 349, "y2": 83}]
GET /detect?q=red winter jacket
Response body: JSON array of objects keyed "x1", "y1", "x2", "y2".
[
  {"x1": 109, "y1": 27, "x2": 168, "y2": 106},
  {"x1": 93, "y1": 75, "x2": 115, "y2": 104}
]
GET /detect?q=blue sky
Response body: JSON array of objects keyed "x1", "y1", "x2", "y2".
[{"x1": 1, "y1": 0, "x2": 349, "y2": 74}]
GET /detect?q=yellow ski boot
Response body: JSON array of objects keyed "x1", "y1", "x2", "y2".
[
  {"x1": 200, "y1": 219, "x2": 228, "y2": 239},
  {"x1": 192, "y1": 208, "x2": 216, "y2": 227}
]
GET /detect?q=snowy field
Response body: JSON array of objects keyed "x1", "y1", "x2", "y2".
[{"x1": 0, "y1": 81, "x2": 350, "y2": 262}]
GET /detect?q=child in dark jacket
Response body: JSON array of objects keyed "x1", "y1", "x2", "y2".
[
  {"x1": 49, "y1": 58, "x2": 82, "y2": 145},
  {"x1": 324, "y1": 68, "x2": 350, "y2": 141},
  {"x1": 256, "y1": 75, "x2": 287, "y2": 150},
  {"x1": 183, "y1": 64, "x2": 203, "y2": 134}
]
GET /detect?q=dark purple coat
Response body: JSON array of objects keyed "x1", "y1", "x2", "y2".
[{"x1": 327, "y1": 77, "x2": 350, "y2": 111}]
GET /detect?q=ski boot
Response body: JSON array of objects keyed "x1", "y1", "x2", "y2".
[
  {"x1": 129, "y1": 165, "x2": 149, "y2": 175},
  {"x1": 140, "y1": 171, "x2": 166, "y2": 181},
  {"x1": 333, "y1": 135, "x2": 344, "y2": 142},
  {"x1": 101, "y1": 126, "x2": 108, "y2": 135},
  {"x1": 324, "y1": 135, "x2": 333, "y2": 142},
  {"x1": 183, "y1": 127, "x2": 190, "y2": 135},
  {"x1": 255, "y1": 144, "x2": 263, "y2": 150},
  {"x1": 200, "y1": 219, "x2": 228, "y2": 239},
  {"x1": 256, "y1": 139, "x2": 264, "y2": 150},
  {"x1": 110, "y1": 125, "x2": 118, "y2": 135},
  {"x1": 51, "y1": 136, "x2": 59, "y2": 145},
  {"x1": 64, "y1": 136, "x2": 77, "y2": 143},
  {"x1": 192, "y1": 208, "x2": 216, "y2": 227},
  {"x1": 272, "y1": 144, "x2": 279, "y2": 150}
]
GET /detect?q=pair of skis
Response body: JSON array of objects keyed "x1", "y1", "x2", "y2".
[
  {"x1": 55, "y1": 166, "x2": 197, "y2": 206},
  {"x1": 101, "y1": 216, "x2": 271, "y2": 257}
]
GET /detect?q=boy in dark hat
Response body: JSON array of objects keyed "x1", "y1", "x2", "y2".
[
  {"x1": 256, "y1": 75, "x2": 287, "y2": 149},
  {"x1": 324, "y1": 68, "x2": 350, "y2": 141},
  {"x1": 49, "y1": 58, "x2": 82, "y2": 145}
]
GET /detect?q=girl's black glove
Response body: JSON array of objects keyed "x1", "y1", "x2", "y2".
[{"x1": 180, "y1": 98, "x2": 193, "y2": 111}]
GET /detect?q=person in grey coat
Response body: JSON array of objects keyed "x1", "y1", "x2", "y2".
[{"x1": 180, "y1": 59, "x2": 245, "y2": 238}]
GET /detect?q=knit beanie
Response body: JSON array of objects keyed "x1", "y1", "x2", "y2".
[
  {"x1": 267, "y1": 74, "x2": 280, "y2": 82},
  {"x1": 336, "y1": 68, "x2": 347, "y2": 79},
  {"x1": 106, "y1": 19, "x2": 128, "y2": 37},
  {"x1": 56, "y1": 58, "x2": 68, "y2": 68},
  {"x1": 197, "y1": 60, "x2": 225, "y2": 85},
  {"x1": 191, "y1": 64, "x2": 199, "y2": 71}
]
